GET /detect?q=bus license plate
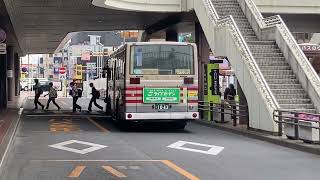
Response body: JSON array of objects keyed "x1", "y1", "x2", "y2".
[{"x1": 155, "y1": 104, "x2": 169, "y2": 110}]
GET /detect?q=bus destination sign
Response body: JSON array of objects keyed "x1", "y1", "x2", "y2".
[{"x1": 143, "y1": 88, "x2": 180, "y2": 103}]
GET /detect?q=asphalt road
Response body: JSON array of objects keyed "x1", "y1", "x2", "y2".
[{"x1": 0, "y1": 98, "x2": 320, "y2": 180}]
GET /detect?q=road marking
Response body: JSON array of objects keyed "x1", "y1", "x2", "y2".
[
  {"x1": 30, "y1": 160, "x2": 200, "y2": 179},
  {"x1": 87, "y1": 117, "x2": 109, "y2": 132},
  {"x1": 49, "y1": 119, "x2": 80, "y2": 132},
  {"x1": 102, "y1": 166, "x2": 127, "y2": 178},
  {"x1": 49, "y1": 140, "x2": 107, "y2": 154},
  {"x1": 68, "y1": 165, "x2": 86, "y2": 178},
  {"x1": 167, "y1": 140, "x2": 224, "y2": 155},
  {"x1": 161, "y1": 160, "x2": 200, "y2": 180}
]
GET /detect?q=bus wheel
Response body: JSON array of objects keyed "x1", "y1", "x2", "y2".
[{"x1": 173, "y1": 121, "x2": 187, "y2": 130}]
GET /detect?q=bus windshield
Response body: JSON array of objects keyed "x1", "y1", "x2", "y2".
[{"x1": 130, "y1": 44, "x2": 194, "y2": 75}]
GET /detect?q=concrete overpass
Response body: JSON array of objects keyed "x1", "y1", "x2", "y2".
[{"x1": 2, "y1": 0, "x2": 189, "y2": 54}]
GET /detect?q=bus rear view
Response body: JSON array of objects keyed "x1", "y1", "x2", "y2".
[{"x1": 109, "y1": 42, "x2": 199, "y2": 129}]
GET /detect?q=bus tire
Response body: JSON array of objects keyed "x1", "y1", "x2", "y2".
[{"x1": 173, "y1": 121, "x2": 187, "y2": 130}]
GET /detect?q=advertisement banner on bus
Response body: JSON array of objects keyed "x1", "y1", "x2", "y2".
[{"x1": 143, "y1": 88, "x2": 180, "y2": 103}]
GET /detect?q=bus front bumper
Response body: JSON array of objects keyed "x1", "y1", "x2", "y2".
[{"x1": 125, "y1": 112, "x2": 199, "y2": 120}]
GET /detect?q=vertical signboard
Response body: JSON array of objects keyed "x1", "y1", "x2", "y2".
[
  {"x1": 211, "y1": 68, "x2": 219, "y2": 95},
  {"x1": 204, "y1": 63, "x2": 221, "y2": 121}
]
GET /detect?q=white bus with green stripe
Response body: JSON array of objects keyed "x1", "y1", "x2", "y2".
[{"x1": 107, "y1": 42, "x2": 199, "y2": 129}]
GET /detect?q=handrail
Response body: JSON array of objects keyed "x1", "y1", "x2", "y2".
[
  {"x1": 273, "y1": 109, "x2": 320, "y2": 137},
  {"x1": 202, "y1": 0, "x2": 280, "y2": 112},
  {"x1": 243, "y1": 0, "x2": 320, "y2": 111},
  {"x1": 198, "y1": 100, "x2": 249, "y2": 126}
]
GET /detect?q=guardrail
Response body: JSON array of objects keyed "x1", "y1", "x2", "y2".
[
  {"x1": 273, "y1": 110, "x2": 320, "y2": 142},
  {"x1": 198, "y1": 100, "x2": 248, "y2": 127}
]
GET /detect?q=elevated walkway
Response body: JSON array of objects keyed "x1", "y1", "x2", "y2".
[
  {"x1": 253, "y1": 0, "x2": 320, "y2": 14},
  {"x1": 93, "y1": 0, "x2": 320, "y2": 133}
]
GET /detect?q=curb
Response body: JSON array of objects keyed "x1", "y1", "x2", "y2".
[
  {"x1": 193, "y1": 120, "x2": 320, "y2": 155},
  {"x1": 0, "y1": 108, "x2": 23, "y2": 173}
]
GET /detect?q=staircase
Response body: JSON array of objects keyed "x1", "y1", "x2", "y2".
[{"x1": 212, "y1": 0, "x2": 316, "y2": 113}]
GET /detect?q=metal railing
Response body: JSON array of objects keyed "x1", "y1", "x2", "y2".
[
  {"x1": 198, "y1": 100, "x2": 248, "y2": 127},
  {"x1": 273, "y1": 110, "x2": 320, "y2": 138}
]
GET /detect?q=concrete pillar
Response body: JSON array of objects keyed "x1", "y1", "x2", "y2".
[
  {"x1": 6, "y1": 46, "x2": 14, "y2": 101},
  {"x1": 166, "y1": 29, "x2": 178, "y2": 42},
  {"x1": 0, "y1": 53, "x2": 7, "y2": 108},
  {"x1": 237, "y1": 80, "x2": 249, "y2": 125},
  {"x1": 14, "y1": 53, "x2": 20, "y2": 96},
  {"x1": 195, "y1": 23, "x2": 210, "y2": 101}
]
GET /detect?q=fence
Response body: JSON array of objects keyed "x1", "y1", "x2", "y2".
[
  {"x1": 273, "y1": 110, "x2": 320, "y2": 142},
  {"x1": 198, "y1": 100, "x2": 248, "y2": 127}
]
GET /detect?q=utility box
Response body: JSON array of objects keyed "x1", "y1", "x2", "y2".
[{"x1": 299, "y1": 120, "x2": 320, "y2": 143}]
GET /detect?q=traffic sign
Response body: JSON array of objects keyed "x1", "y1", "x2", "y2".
[
  {"x1": 0, "y1": 43, "x2": 6, "y2": 54},
  {"x1": 59, "y1": 67, "x2": 66, "y2": 74}
]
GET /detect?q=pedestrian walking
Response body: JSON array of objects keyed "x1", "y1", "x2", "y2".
[
  {"x1": 70, "y1": 82, "x2": 82, "y2": 112},
  {"x1": 33, "y1": 79, "x2": 44, "y2": 110},
  {"x1": 224, "y1": 83, "x2": 237, "y2": 120},
  {"x1": 88, "y1": 83, "x2": 103, "y2": 112},
  {"x1": 44, "y1": 82, "x2": 61, "y2": 110}
]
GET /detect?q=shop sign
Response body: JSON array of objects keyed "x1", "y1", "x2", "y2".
[
  {"x1": 143, "y1": 88, "x2": 180, "y2": 103},
  {"x1": 211, "y1": 68, "x2": 219, "y2": 95}
]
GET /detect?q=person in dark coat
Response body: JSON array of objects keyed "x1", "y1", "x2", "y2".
[
  {"x1": 33, "y1": 79, "x2": 44, "y2": 110},
  {"x1": 88, "y1": 83, "x2": 103, "y2": 112},
  {"x1": 224, "y1": 84, "x2": 236, "y2": 101}
]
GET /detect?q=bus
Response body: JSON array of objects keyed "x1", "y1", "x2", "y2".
[{"x1": 106, "y1": 42, "x2": 199, "y2": 129}]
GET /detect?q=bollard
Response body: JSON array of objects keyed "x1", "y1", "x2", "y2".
[
  {"x1": 232, "y1": 103, "x2": 237, "y2": 126},
  {"x1": 221, "y1": 103, "x2": 225, "y2": 123},
  {"x1": 210, "y1": 102, "x2": 214, "y2": 121},
  {"x1": 278, "y1": 111, "x2": 283, "y2": 136},
  {"x1": 294, "y1": 112, "x2": 299, "y2": 139}
]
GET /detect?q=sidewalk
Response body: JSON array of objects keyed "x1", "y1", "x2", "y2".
[
  {"x1": 195, "y1": 119, "x2": 320, "y2": 155},
  {"x1": 0, "y1": 97, "x2": 25, "y2": 167}
]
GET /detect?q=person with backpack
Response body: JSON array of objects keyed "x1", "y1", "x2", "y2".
[
  {"x1": 88, "y1": 83, "x2": 103, "y2": 112},
  {"x1": 44, "y1": 82, "x2": 61, "y2": 110},
  {"x1": 70, "y1": 82, "x2": 82, "y2": 112},
  {"x1": 33, "y1": 79, "x2": 44, "y2": 110},
  {"x1": 224, "y1": 84, "x2": 236, "y2": 101}
]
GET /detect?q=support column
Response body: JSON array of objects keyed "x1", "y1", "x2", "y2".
[
  {"x1": 0, "y1": 53, "x2": 7, "y2": 108},
  {"x1": 14, "y1": 53, "x2": 20, "y2": 96},
  {"x1": 237, "y1": 80, "x2": 249, "y2": 125},
  {"x1": 195, "y1": 23, "x2": 210, "y2": 101},
  {"x1": 6, "y1": 46, "x2": 14, "y2": 101}
]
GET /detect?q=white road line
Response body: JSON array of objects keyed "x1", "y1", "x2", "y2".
[
  {"x1": 167, "y1": 140, "x2": 224, "y2": 155},
  {"x1": 49, "y1": 140, "x2": 107, "y2": 154}
]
